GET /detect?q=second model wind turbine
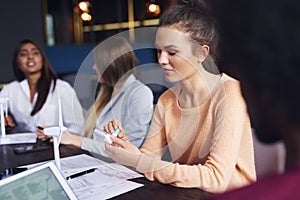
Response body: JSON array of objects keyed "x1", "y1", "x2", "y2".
[
  {"x1": 0, "y1": 97, "x2": 9, "y2": 137},
  {"x1": 43, "y1": 99, "x2": 67, "y2": 170}
]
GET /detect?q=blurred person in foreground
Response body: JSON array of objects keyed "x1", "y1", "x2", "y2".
[
  {"x1": 212, "y1": 0, "x2": 300, "y2": 171},
  {"x1": 210, "y1": 0, "x2": 300, "y2": 199}
]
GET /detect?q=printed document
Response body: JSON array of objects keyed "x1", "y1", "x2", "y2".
[
  {"x1": 60, "y1": 154, "x2": 144, "y2": 199},
  {"x1": 0, "y1": 133, "x2": 36, "y2": 145}
]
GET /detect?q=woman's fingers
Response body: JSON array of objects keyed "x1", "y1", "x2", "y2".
[
  {"x1": 103, "y1": 119, "x2": 130, "y2": 146},
  {"x1": 103, "y1": 120, "x2": 115, "y2": 133},
  {"x1": 4, "y1": 116, "x2": 16, "y2": 127},
  {"x1": 109, "y1": 136, "x2": 140, "y2": 154},
  {"x1": 103, "y1": 119, "x2": 123, "y2": 134},
  {"x1": 110, "y1": 134, "x2": 129, "y2": 148},
  {"x1": 36, "y1": 126, "x2": 51, "y2": 141}
]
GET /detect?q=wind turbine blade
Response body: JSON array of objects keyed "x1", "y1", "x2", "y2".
[
  {"x1": 58, "y1": 99, "x2": 63, "y2": 127},
  {"x1": 44, "y1": 127, "x2": 61, "y2": 136}
]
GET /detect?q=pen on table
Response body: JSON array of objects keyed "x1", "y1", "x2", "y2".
[
  {"x1": 37, "y1": 126, "x2": 44, "y2": 130},
  {"x1": 66, "y1": 168, "x2": 97, "y2": 180}
]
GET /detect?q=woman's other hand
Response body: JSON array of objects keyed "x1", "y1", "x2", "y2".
[
  {"x1": 60, "y1": 131, "x2": 82, "y2": 147},
  {"x1": 36, "y1": 126, "x2": 51, "y2": 141},
  {"x1": 103, "y1": 119, "x2": 140, "y2": 153},
  {"x1": 4, "y1": 115, "x2": 16, "y2": 127}
]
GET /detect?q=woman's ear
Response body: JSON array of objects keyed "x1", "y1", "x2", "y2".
[{"x1": 196, "y1": 45, "x2": 210, "y2": 63}]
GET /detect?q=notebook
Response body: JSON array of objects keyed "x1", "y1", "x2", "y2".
[{"x1": 0, "y1": 162, "x2": 77, "y2": 200}]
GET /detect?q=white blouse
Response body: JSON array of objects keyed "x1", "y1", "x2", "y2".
[{"x1": 0, "y1": 79, "x2": 85, "y2": 134}]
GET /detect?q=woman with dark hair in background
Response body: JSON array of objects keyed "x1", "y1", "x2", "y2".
[{"x1": 0, "y1": 39, "x2": 84, "y2": 134}]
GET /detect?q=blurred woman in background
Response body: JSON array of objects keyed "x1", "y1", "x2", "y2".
[{"x1": 57, "y1": 36, "x2": 154, "y2": 157}]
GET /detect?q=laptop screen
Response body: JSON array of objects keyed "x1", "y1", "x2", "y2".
[{"x1": 0, "y1": 163, "x2": 77, "y2": 200}]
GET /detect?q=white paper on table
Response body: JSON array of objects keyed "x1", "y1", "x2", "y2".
[
  {"x1": 60, "y1": 154, "x2": 144, "y2": 199},
  {"x1": 0, "y1": 133, "x2": 36, "y2": 145},
  {"x1": 21, "y1": 154, "x2": 145, "y2": 200},
  {"x1": 105, "y1": 163, "x2": 144, "y2": 179},
  {"x1": 73, "y1": 180, "x2": 143, "y2": 200},
  {"x1": 60, "y1": 154, "x2": 108, "y2": 171},
  {"x1": 22, "y1": 154, "x2": 105, "y2": 170},
  {"x1": 22, "y1": 154, "x2": 143, "y2": 180},
  {"x1": 63, "y1": 163, "x2": 143, "y2": 190},
  {"x1": 66, "y1": 168, "x2": 125, "y2": 190},
  {"x1": 60, "y1": 154, "x2": 143, "y2": 180}
]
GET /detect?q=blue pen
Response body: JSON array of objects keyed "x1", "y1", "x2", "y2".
[
  {"x1": 93, "y1": 128, "x2": 120, "y2": 144},
  {"x1": 105, "y1": 128, "x2": 120, "y2": 144},
  {"x1": 112, "y1": 128, "x2": 120, "y2": 137}
]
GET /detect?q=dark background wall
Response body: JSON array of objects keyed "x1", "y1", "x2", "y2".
[{"x1": 0, "y1": 0, "x2": 45, "y2": 83}]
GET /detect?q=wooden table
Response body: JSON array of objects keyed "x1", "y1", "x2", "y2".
[{"x1": 0, "y1": 128, "x2": 213, "y2": 200}]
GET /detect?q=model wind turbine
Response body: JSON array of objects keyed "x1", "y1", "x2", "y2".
[
  {"x1": 0, "y1": 97, "x2": 9, "y2": 137},
  {"x1": 43, "y1": 99, "x2": 67, "y2": 170}
]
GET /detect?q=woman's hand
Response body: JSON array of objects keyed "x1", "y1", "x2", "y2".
[
  {"x1": 4, "y1": 115, "x2": 16, "y2": 127},
  {"x1": 60, "y1": 132, "x2": 82, "y2": 147},
  {"x1": 36, "y1": 126, "x2": 52, "y2": 141},
  {"x1": 104, "y1": 119, "x2": 141, "y2": 167},
  {"x1": 103, "y1": 119, "x2": 140, "y2": 154},
  {"x1": 105, "y1": 142, "x2": 141, "y2": 167}
]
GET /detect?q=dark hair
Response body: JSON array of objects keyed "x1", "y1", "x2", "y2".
[
  {"x1": 12, "y1": 39, "x2": 58, "y2": 116},
  {"x1": 93, "y1": 36, "x2": 137, "y2": 115},
  {"x1": 212, "y1": 0, "x2": 300, "y2": 142},
  {"x1": 159, "y1": 0, "x2": 219, "y2": 61}
]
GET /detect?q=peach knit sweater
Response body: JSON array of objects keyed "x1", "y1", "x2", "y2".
[{"x1": 137, "y1": 74, "x2": 256, "y2": 193}]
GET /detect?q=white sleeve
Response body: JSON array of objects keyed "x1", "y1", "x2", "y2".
[
  {"x1": 59, "y1": 82, "x2": 85, "y2": 134},
  {"x1": 81, "y1": 137, "x2": 110, "y2": 157}
]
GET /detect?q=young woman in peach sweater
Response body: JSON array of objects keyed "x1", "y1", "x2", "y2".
[{"x1": 103, "y1": 0, "x2": 256, "y2": 193}]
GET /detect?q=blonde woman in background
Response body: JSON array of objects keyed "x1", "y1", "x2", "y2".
[{"x1": 43, "y1": 36, "x2": 154, "y2": 157}]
